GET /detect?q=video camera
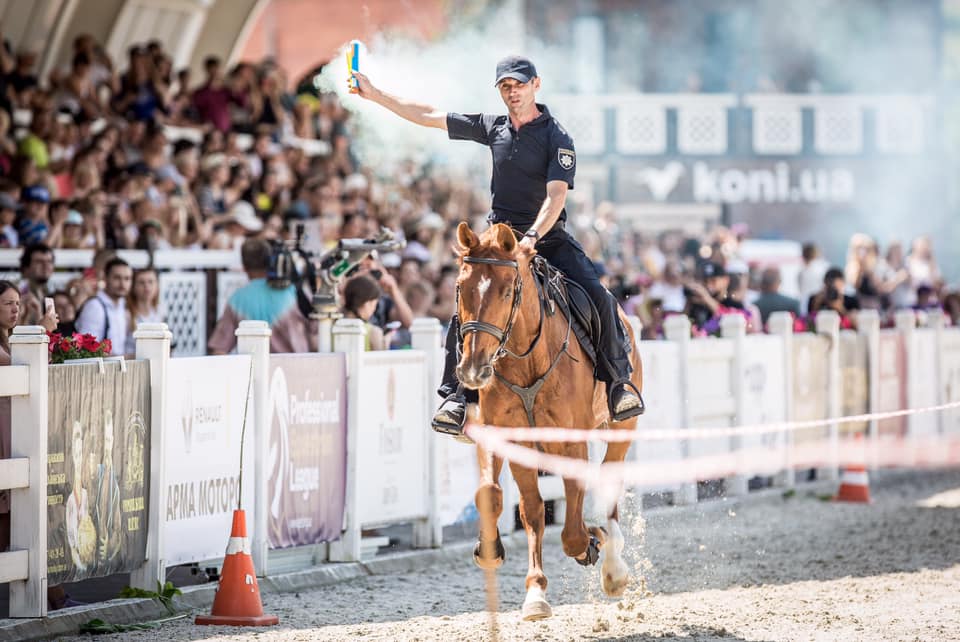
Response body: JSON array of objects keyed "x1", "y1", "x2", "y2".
[{"x1": 268, "y1": 223, "x2": 405, "y2": 321}]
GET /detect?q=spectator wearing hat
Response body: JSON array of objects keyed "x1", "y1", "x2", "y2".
[
  {"x1": 16, "y1": 185, "x2": 51, "y2": 245},
  {"x1": 0, "y1": 193, "x2": 18, "y2": 248},
  {"x1": 683, "y1": 261, "x2": 744, "y2": 330},
  {"x1": 59, "y1": 209, "x2": 87, "y2": 249}
]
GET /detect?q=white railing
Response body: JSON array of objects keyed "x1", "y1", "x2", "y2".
[{"x1": 3, "y1": 327, "x2": 49, "y2": 618}]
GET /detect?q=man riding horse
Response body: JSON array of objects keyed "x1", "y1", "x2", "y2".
[{"x1": 352, "y1": 55, "x2": 643, "y2": 436}]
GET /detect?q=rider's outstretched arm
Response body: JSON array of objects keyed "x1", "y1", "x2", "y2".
[{"x1": 352, "y1": 72, "x2": 448, "y2": 130}]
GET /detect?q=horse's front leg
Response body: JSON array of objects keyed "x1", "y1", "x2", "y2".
[
  {"x1": 474, "y1": 444, "x2": 505, "y2": 569},
  {"x1": 509, "y1": 461, "x2": 551, "y2": 621}
]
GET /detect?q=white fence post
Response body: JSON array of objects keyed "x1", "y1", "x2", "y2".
[
  {"x1": 720, "y1": 314, "x2": 748, "y2": 496},
  {"x1": 815, "y1": 310, "x2": 841, "y2": 481},
  {"x1": 927, "y1": 309, "x2": 946, "y2": 435},
  {"x1": 327, "y1": 318, "x2": 365, "y2": 562},
  {"x1": 768, "y1": 312, "x2": 795, "y2": 488},
  {"x1": 235, "y1": 320, "x2": 272, "y2": 576},
  {"x1": 664, "y1": 315, "x2": 697, "y2": 505},
  {"x1": 130, "y1": 323, "x2": 172, "y2": 591},
  {"x1": 410, "y1": 317, "x2": 443, "y2": 549},
  {"x1": 9, "y1": 326, "x2": 49, "y2": 618},
  {"x1": 894, "y1": 309, "x2": 917, "y2": 466},
  {"x1": 857, "y1": 310, "x2": 881, "y2": 472}
]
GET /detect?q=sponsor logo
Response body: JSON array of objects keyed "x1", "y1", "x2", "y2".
[{"x1": 634, "y1": 161, "x2": 856, "y2": 204}]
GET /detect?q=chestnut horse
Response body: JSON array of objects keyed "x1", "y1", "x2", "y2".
[{"x1": 455, "y1": 222, "x2": 642, "y2": 620}]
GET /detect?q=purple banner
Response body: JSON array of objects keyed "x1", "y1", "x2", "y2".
[{"x1": 267, "y1": 354, "x2": 347, "y2": 548}]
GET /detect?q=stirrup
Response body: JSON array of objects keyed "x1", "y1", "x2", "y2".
[
  {"x1": 608, "y1": 379, "x2": 645, "y2": 422},
  {"x1": 431, "y1": 394, "x2": 473, "y2": 443}
]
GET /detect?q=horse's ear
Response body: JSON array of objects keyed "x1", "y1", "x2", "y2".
[
  {"x1": 456, "y1": 222, "x2": 479, "y2": 252},
  {"x1": 495, "y1": 223, "x2": 517, "y2": 254}
]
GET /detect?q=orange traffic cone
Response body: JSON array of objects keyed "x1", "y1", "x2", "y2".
[
  {"x1": 196, "y1": 510, "x2": 279, "y2": 626},
  {"x1": 834, "y1": 462, "x2": 871, "y2": 503}
]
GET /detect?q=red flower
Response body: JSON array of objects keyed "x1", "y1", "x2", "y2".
[
  {"x1": 101, "y1": 339, "x2": 112, "y2": 354},
  {"x1": 59, "y1": 339, "x2": 72, "y2": 352},
  {"x1": 80, "y1": 334, "x2": 100, "y2": 352}
]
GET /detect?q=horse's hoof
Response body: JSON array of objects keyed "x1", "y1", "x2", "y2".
[
  {"x1": 575, "y1": 535, "x2": 601, "y2": 567},
  {"x1": 601, "y1": 557, "x2": 630, "y2": 597},
  {"x1": 473, "y1": 536, "x2": 505, "y2": 570},
  {"x1": 521, "y1": 589, "x2": 553, "y2": 621}
]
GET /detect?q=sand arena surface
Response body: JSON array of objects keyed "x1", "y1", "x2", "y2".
[{"x1": 62, "y1": 468, "x2": 960, "y2": 641}]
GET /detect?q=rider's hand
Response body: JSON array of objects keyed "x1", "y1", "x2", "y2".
[
  {"x1": 518, "y1": 235, "x2": 537, "y2": 253},
  {"x1": 350, "y1": 71, "x2": 375, "y2": 99}
]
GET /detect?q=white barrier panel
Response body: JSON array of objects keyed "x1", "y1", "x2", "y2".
[
  {"x1": 630, "y1": 340, "x2": 683, "y2": 489},
  {"x1": 940, "y1": 327, "x2": 960, "y2": 435},
  {"x1": 162, "y1": 355, "x2": 255, "y2": 565},
  {"x1": 354, "y1": 351, "x2": 430, "y2": 526},
  {"x1": 910, "y1": 328, "x2": 940, "y2": 437},
  {"x1": 740, "y1": 334, "x2": 788, "y2": 454},
  {"x1": 877, "y1": 330, "x2": 907, "y2": 437},
  {"x1": 435, "y1": 439, "x2": 479, "y2": 526}
]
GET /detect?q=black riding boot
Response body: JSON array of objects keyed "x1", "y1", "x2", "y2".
[
  {"x1": 594, "y1": 290, "x2": 645, "y2": 421},
  {"x1": 432, "y1": 314, "x2": 477, "y2": 439}
]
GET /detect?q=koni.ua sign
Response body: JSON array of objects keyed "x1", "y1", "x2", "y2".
[{"x1": 631, "y1": 161, "x2": 856, "y2": 204}]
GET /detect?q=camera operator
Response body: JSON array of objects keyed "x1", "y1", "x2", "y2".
[
  {"x1": 808, "y1": 267, "x2": 860, "y2": 322},
  {"x1": 683, "y1": 262, "x2": 743, "y2": 329},
  {"x1": 208, "y1": 238, "x2": 314, "y2": 354}
]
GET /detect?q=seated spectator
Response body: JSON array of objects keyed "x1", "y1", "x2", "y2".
[
  {"x1": 16, "y1": 185, "x2": 52, "y2": 246},
  {"x1": 754, "y1": 267, "x2": 800, "y2": 326},
  {"x1": 0, "y1": 193, "x2": 17, "y2": 247}
]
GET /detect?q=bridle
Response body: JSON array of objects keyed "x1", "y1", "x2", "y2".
[{"x1": 458, "y1": 255, "x2": 541, "y2": 362}]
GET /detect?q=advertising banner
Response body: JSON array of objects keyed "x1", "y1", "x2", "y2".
[
  {"x1": 163, "y1": 356, "x2": 254, "y2": 565},
  {"x1": 267, "y1": 354, "x2": 347, "y2": 549},
  {"x1": 46, "y1": 361, "x2": 149, "y2": 584},
  {"x1": 355, "y1": 352, "x2": 429, "y2": 526}
]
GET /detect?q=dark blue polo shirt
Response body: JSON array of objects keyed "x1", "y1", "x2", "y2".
[{"x1": 446, "y1": 103, "x2": 575, "y2": 229}]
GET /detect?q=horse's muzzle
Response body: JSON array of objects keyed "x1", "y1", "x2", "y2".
[{"x1": 457, "y1": 362, "x2": 494, "y2": 390}]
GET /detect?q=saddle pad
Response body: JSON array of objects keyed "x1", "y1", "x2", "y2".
[{"x1": 532, "y1": 257, "x2": 599, "y2": 367}]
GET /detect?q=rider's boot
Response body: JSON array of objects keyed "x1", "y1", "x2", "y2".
[
  {"x1": 432, "y1": 314, "x2": 473, "y2": 440},
  {"x1": 595, "y1": 294, "x2": 644, "y2": 422}
]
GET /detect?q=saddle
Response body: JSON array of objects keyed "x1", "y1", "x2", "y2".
[{"x1": 530, "y1": 256, "x2": 601, "y2": 368}]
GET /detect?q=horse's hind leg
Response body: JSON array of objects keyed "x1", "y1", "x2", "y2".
[
  {"x1": 474, "y1": 445, "x2": 505, "y2": 570},
  {"x1": 509, "y1": 462, "x2": 552, "y2": 621},
  {"x1": 598, "y1": 430, "x2": 633, "y2": 597}
]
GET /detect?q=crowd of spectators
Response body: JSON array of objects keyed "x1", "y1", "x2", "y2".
[{"x1": 1, "y1": 34, "x2": 957, "y2": 354}]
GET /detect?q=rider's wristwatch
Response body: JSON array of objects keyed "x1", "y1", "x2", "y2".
[{"x1": 524, "y1": 229, "x2": 541, "y2": 241}]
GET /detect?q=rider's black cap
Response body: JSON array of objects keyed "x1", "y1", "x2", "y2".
[{"x1": 494, "y1": 56, "x2": 538, "y2": 86}]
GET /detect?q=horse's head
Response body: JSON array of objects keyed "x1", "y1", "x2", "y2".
[{"x1": 455, "y1": 221, "x2": 535, "y2": 390}]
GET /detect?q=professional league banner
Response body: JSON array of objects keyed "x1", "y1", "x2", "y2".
[
  {"x1": 47, "y1": 361, "x2": 149, "y2": 584},
  {"x1": 163, "y1": 356, "x2": 255, "y2": 565},
  {"x1": 267, "y1": 354, "x2": 347, "y2": 549}
]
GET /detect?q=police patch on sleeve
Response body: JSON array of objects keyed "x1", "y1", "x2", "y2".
[{"x1": 557, "y1": 148, "x2": 575, "y2": 170}]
